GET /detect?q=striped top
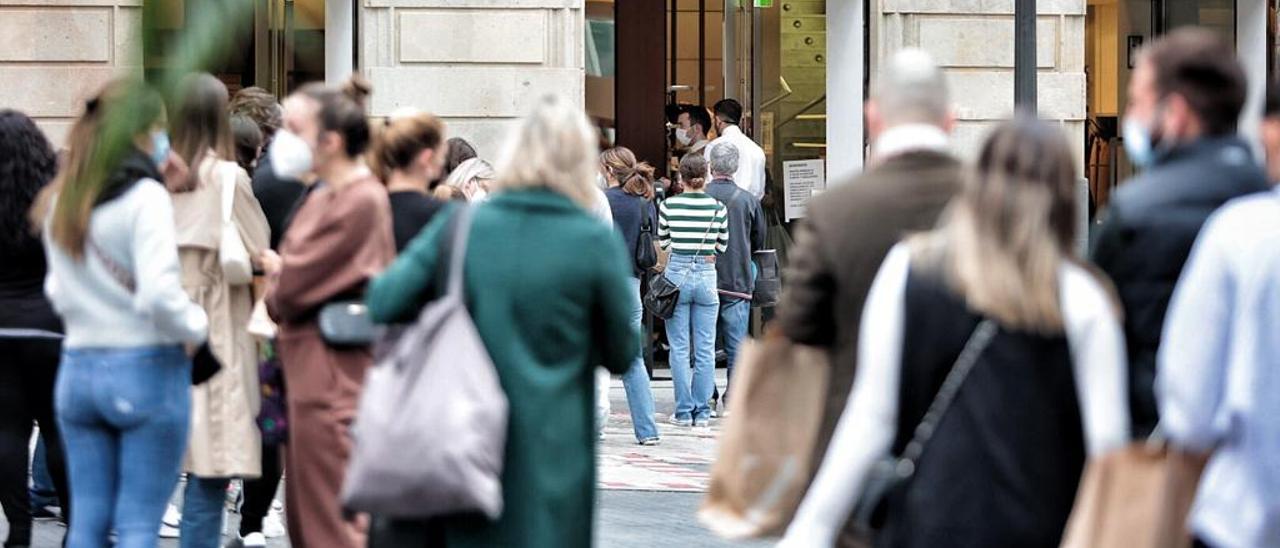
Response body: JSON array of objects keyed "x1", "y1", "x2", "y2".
[{"x1": 658, "y1": 191, "x2": 729, "y2": 256}]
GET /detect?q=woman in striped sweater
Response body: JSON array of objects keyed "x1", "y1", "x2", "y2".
[{"x1": 658, "y1": 154, "x2": 729, "y2": 427}]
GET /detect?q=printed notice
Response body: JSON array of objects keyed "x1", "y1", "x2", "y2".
[{"x1": 783, "y1": 159, "x2": 826, "y2": 221}]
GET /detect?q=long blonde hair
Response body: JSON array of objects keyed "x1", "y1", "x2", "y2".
[
  {"x1": 911, "y1": 117, "x2": 1079, "y2": 333},
  {"x1": 492, "y1": 95, "x2": 599, "y2": 208}
]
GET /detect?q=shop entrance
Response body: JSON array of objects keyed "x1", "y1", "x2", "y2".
[{"x1": 144, "y1": 0, "x2": 326, "y2": 98}]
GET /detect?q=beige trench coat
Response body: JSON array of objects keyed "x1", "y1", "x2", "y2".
[{"x1": 171, "y1": 155, "x2": 271, "y2": 478}]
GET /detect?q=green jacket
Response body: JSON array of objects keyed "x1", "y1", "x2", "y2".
[{"x1": 366, "y1": 188, "x2": 638, "y2": 548}]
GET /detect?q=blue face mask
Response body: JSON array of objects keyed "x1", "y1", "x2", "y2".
[
  {"x1": 1122, "y1": 103, "x2": 1166, "y2": 169},
  {"x1": 150, "y1": 131, "x2": 171, "y2": 168}
]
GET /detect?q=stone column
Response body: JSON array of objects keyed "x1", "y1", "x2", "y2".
[
  {"x1": 0, "y1": 0, "x2": 143, "y2": 146},
  {"x1": 360, "y1": 0, "x2": 585, "y2": 161},
  {"x1": 1238, "y1": 0, "x2": 1267, "y2": 151},
  {"x1": 326, "y1": 0, "x2": 355, "y2": 83},
  {"x1": 870, "y1": 0, "x2": 1087, "y2": 165},
  {"x1": 826, "y1": 0, "x2": 865, "y2": 183}
]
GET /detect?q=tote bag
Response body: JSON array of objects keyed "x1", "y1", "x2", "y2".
[
  {"x1": 218, "y1": 163, "x2": 254, "y2": 286},
  {"x1": 342, "y1": 207, "x2": 509, "y2": 519},
  {"x1": 699, "y1": 331, "x2": 829, "y2": 538}
]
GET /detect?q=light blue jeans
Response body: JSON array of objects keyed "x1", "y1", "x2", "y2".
[
  {"x1": 718, "y1": 297, "x2": 750, "y2": 406},
  {"x1": 665, "y1": 255, "x2": 719, "y2": 422},
  {"x1": 624, "y1": 278, "x2": 660, "y2": 441},
  {"x1": 57, "y1": 345, "x2": 190, "y2": 548},
  {"x1": 180, "y1": 476, "x2": 230, "y2": 548}
]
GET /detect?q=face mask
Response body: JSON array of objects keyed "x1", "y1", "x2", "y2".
[
  {"x1": 1123, "y1": 104, "x2": 1167, "y2": 169},
  {"x1": 596, "y1": 172, "x2": 609, "y2": 189},
  {"x1": 150, "y1": 131, "x2": 171, "y2": 168},
  {"x1": 269, "y1": 129, "x2": 314, "y2": 180},
  {"x1": 675, "y1": 128, "x2": 693, "y2": 146}
]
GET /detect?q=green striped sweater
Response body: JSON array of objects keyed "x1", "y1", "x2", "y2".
[{"x1": 658, "y1": 191, "x2": 729, "y2": 256}]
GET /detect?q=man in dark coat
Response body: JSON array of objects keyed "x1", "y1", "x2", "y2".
[
  {"x1": 1091, "y1": 28, "x2": 1268, "y2": 438},
  {"x1": 776, "y1": 48, "x2": 962, "y2": 547}
]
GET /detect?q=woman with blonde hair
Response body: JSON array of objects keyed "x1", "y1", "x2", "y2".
[
  {"x1": 166, "y1": 72, "x2": 271, "y2": 548},
  {"x1": 366, "y1": 95, "x2": 637, "y2": 548},
  {"x1": 440, "y1": 157, "x2": 495, "y2": 202},
  {"x1": 34, "y1": 78, "x2": 208, "y2": 548},
  {"x1": 780, "y1": 117, "x2": 1129, "y2": 547}
]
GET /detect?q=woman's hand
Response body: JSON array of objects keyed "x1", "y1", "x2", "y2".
[{"x1": 259, "y1": 249, "x2": 283, "y2": 276}]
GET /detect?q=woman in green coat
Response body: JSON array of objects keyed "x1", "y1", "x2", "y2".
[{"x1": 365, "y1": 95, "x2": 639, "y2": 548}]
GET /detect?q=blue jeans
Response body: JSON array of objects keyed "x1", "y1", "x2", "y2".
[
  {"x1": 57, "y1": 345, "x2": 191, "y2": 548},
  {"x1": 718, "y1": 297, "x2": 750, "y2": 406},
  {"x1": 30, "y1": 436, "x2": 58, "y2": 509},
  {"x1": 665, "y1": 255, "x2": 719, "y2": 422},
  {"x1": 180, "y1": 476, "x2": 229, "y2": 548},
  {"x1": 623, "y1": 278, "x2": 659, "y2": 441}
]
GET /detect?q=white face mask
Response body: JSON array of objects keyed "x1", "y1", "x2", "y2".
[
  {"x1": 269, "y1": 129, "x2": 313, "y2": 180},
  {"x1": 675, "y1": 128, "x2": 693, "y2": 146}
]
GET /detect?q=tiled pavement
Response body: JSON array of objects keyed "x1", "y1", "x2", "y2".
[{"x1": 14, "y1": 372, "x2": 773, "y2": 547}]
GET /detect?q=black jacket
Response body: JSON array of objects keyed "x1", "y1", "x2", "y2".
[
  {"x1": 251, "y1": 155, "x2": 306, "y2": 250},
  {"x1": 1091, "y1": 136, "x2": 1268, "y2": 437},
  {"x1": 706, "y1": 179, "x2": 765, "y2": 296}
]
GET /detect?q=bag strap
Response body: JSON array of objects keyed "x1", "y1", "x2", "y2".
[
  {"x1": 445, "y1": 206, "x2": 476, "y2": 298},
  {"x1": 219, "y1": 161, "x2": 237, "y2": 224},
  {"x1": 87, "y1": 237, "x2": 136, "y2": 294},
  {"x1": 898, "y1": 319, "x2": 998, "y2": 467},
  {"x1": 638, "y1": 197, "x2": 653, "y2": 234}
]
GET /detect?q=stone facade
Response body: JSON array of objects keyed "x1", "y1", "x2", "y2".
[
  {"x1": 871, "y1": 0, "x2": 1088, "y2": 162},
  {"x1": 360, "y1": 0, "x2": 585, "y2": 162},
  {"x1": 0, "y1": 0, "x2": 142, "y2": 146}
]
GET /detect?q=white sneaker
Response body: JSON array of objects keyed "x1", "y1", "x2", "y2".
[
  {"x1": 158, "y1": 503, "x2": 181, "y2": 538},
  {"x1": 262, "y1": 508, "x2": 286, "y2": 538},
  {"x1": 240, "y1": 532, "x2": 267, "y2": 548}
]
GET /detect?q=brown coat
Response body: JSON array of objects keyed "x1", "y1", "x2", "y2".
[
  {"x1": 776, "y1": 150, "x2": 961, "y2": 544},
  {"x1": 171, "y1": 156, "x2": 271, "y2": 478},
  {"x1": 266, "y1": 171, "x2": 395, "y2": 548}
]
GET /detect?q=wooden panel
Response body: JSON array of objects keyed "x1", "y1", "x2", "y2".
[{"x1": 616, "y1": 0, "x2": 666, "y2": 167}]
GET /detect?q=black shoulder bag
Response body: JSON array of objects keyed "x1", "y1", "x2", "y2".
[
  {"x1": 851, "y1": 319, "x2": 998, "y2": 534},
  {"x1": 643, "y1": 209, "x2": 717, "y2": 319},
  {"x1": 635, "y1": 199, "x2": 658, "y2": 272}
]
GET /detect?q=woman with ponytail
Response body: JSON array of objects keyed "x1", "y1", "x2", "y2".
[
  {"x1": 368, "y1": 111, "x2": 448, "y2": 252},
  {"x1": 658, "y1": 154, "x2": 728, "y2": 428},
  {"x1": 258, "y1": 75, "x2": 394, "y2": 548},
  {"x1": 601, "y1": 147, "x2": 661, "y2": 445}
]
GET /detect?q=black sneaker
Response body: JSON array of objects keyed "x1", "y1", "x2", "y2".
[{"x1": 32, "y1": 504, "x2": 61, "y2": 520}]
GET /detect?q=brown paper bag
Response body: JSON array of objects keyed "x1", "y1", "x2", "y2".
[
  {"x1": 698, "y1": 334, "x2": 830, "y2": 539},
  {"x1": 1060, "y1": 443, "x2": 1208, "y2": 548}
]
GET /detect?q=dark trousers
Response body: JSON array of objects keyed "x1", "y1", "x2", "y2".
[
  {"x1": 239, "y1": 442, "x2": 284, "y2": 536},
  {"x1": 0, "y1": 337, "x2": 70, "y2": 547}
]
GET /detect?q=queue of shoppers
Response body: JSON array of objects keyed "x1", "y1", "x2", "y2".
[{"x1": 5, "y1": 21, "x2": 1280, "y2": 548}]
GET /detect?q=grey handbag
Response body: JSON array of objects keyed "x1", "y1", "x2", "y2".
[
  {"x1": 318, "y1": 300, "x2": 375, "y2": 347},
  {"x1": 341, "y1": 207, "x2": 509, "y2": 519}
]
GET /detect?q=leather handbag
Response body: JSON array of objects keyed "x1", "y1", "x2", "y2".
[
  {"x1": 643, "y1": 210, "x2": 716, "y2": 319},
  {"x1": 342, "y1": 206, "x2": 509, "y2": 519},
  {"x1": 218, "y1": 162, "x2": 254, "y2": 286},
  {"x1": 635, "y1": 199, "x2": 659, "y2": 272},
  {"x1": 851, "y1": 319, "x2": 998, "y2": 533},
  {"x1": 752, "y1": 249, "x2": 781, "y2": 308},
  {"x1": 318, "y1": 300, "x2": 375, "y2": 347}
]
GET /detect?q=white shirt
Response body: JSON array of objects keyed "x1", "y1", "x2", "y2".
[
  {"x1": 1158, "y1": 188, "x2": 1280, "y2": 548},
  {"x1": 43, "y1": 179, "x2": 208, "y2": 348},
  {"x1": 705, "y1": 125, "x2": 766, "y2": 200},
  {"x1": 779, "y1": 244, "x2": 1129, "y2": 547}
]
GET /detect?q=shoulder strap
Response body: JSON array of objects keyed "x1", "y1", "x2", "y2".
[
  {"x1": 637, "y1": 197, "x2": 653, "y2": 233},
  {"x1": 219, "y1": 161, "x2": 237, "y2": 223},
  {"x1": 87, "y1": 237, "x2": 136, "y2": 294},
  {"x1": 445, "y1": 206, "x2": 476, "y2": 298},
  {"x1": 898, "y1": 319, "x2": 999, "y2": 467}
]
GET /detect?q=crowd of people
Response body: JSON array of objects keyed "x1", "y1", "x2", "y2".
[{"x1": 0, "y1": 21, "x2": 1277, "y2": 548}]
